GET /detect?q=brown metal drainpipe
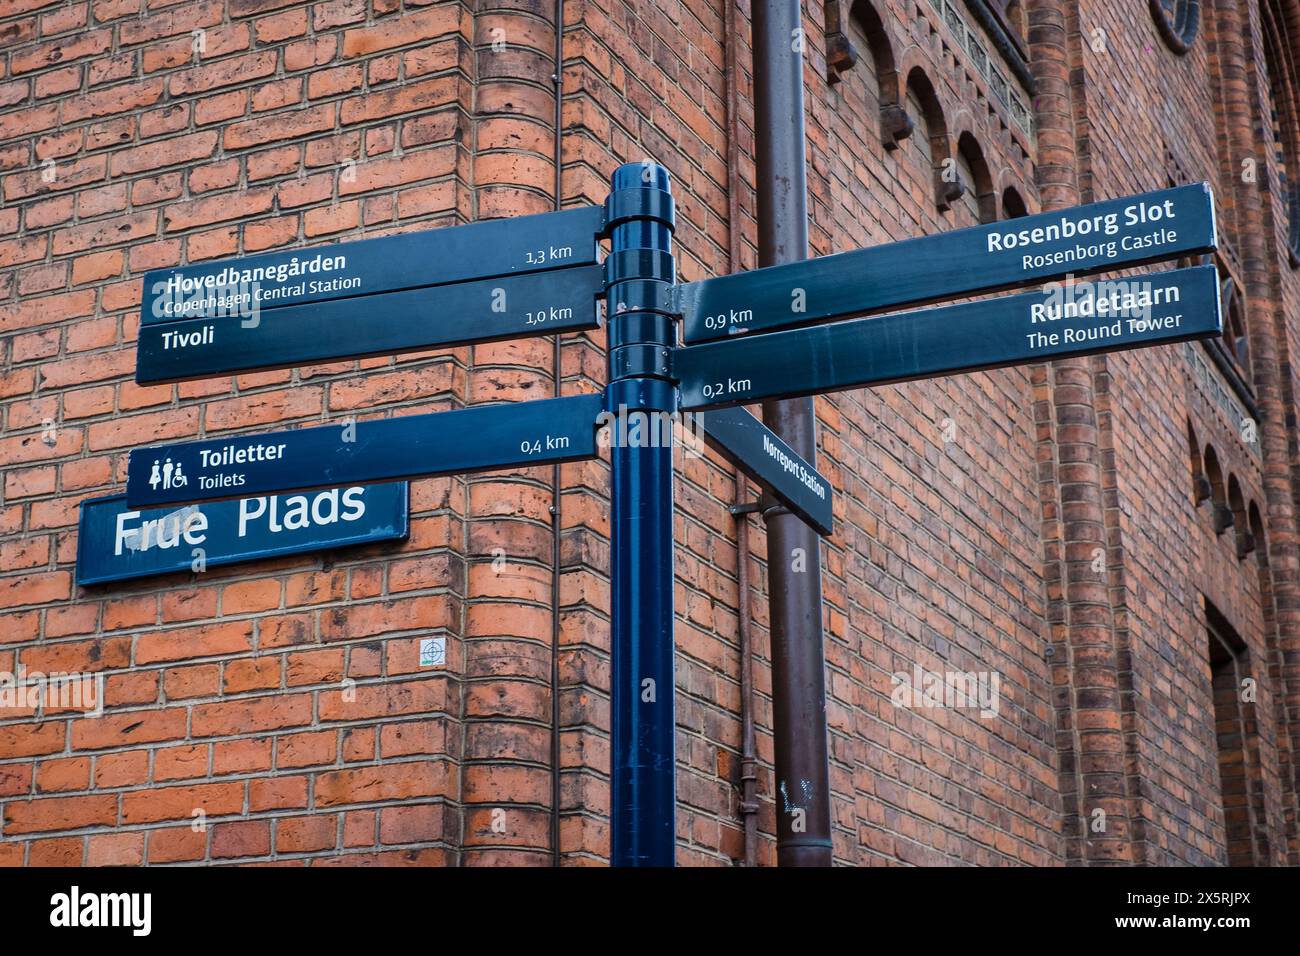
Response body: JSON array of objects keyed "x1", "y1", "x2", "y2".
[
  {"x1": 751, "y1": 0, "x2": 833, "y2": 866},
  {"x1": 722, "y1": 0, "x2": 759, "y2": 866},
  {"x1": 736, "y1": 506, "x2": 759, "y2": 864},
  {"x1": 550, "y1": 0, "x2": 565, "y2": 868}
]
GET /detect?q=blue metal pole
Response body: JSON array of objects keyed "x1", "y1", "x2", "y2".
[{"x1": 604, "y1": 162, "x2": 677, "y2": 866}]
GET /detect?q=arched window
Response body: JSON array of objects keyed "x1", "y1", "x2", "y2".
[
  {"x1": 1228, "y1": 475, "x2": 1251, "y2": 558},
  {"x1": 845, "y1": 1, "x2": 911, "y2": 150},
  {"x1": 904, "y1": 68, "x2": 957, "y2": 212},
  {"x1": 1189, "y1": 421, "x2": 1210, "y2": 506},
  {"x1": 1261, "y1": 0, "x2": 1300, "y2": 263},
  {"x1": 1248, "y1": 502, "x2": 1268, "y2": 568},
  {"x1": 1220, "y1": 277, "x2": 1251, "y2": 387},
  {"x1": 1204, "y1": 445, "x2": 1232, "y2": 534},
  {"x1": 1002, "y1": 186, "x2": 1028, "y2": 220},
  {"x1": 1150, "y1": 1, "x2": 1200, "y2": 54},
  {"x1": 956, "y1": 132, "x2": 996, "y2": 224}
]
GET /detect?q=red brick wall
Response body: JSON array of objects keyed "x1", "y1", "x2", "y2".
[{"x1": 0, "y1": 0, "x2": 1296, "y2": 866}]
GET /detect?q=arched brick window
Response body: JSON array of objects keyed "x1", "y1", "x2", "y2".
[
  {"x1": 1248, "y1": 502, "x2": 1268, "y2": 568},
  {"x1": 955, "y1": 133, "x2": 996, "y2": 224},
  {"x1": 1228, "y1": 475, "x2": 1251, "y2": 559},
  {"x1": 1204, "y1": 445, "x2": 1232, "y2": 534},
  {"x1": 846, "y1": 0, "x2": 911, "y2": 150},
  {"x1": 1002, "y1": 186, "x2": 1028, "y2": 219},
  {"x1": 1219, "y1": 276, "x2": 1252, "y2": 388},
  {"x1": 1261, "y1": 0, "x2": 1300, "y2": 264},
  {"x1": 1204, "y1": 601, "x2": 1268, "y2": 866},
  {"x1": 903, "y1": 68, "x2": 957, "y2": 212},
  {"x1": 1189, "y1": 421, "x2": 1210, "y2": 506},
  {"x1": 1150, "y1": 1, "x2": 1200, "y2": 54}
]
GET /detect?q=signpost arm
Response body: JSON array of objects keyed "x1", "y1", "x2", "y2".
[
  {"x1": 604, "y1": 162, "x2": 679, "y2": 866},
  {"x1": 753, "y1": 0, "x2": 835, "y2": 867}
]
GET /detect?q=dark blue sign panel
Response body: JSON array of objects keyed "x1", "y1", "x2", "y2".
[
  {"x1": 141, "y1": 204, "x2": 605, "y2": 324},
  {"x1": 76, "y1": 483, "x2": 408, "y2": 586},
  {"x1": 679, "y1": 184, "x2": 1217, "y2": 343},
  {"x1": 125, "y1": 393, "x2": 604, "y2": 507},
  {"x1": 699, "y1": 408, "x2": 833, "y2": 535},
  {"x1": 136, "y1": 264, "x2": 603, "y2": 385},
  {"x1": 677, "y1": 265, "x2": 1222, "y2": 411}
]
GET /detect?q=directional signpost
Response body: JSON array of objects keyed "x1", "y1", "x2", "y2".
[{"x1": 110, "y1": 163, "x2": 1221, "y2": 868}]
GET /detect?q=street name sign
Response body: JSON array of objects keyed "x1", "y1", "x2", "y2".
[
  {"x1": 125, "y1": 393, "x2": 604, "y2": 508},
  {"x1": 678, "y1": 183, "x2": 1216, "y2": 343},
  {"x1": 136, "y1": 264, "x2": 603, "y2": 384},
  {"x1": 676, "y1": 265, "x2": 1221, "y2": 411},
  {"x1": 141, "y1": 204, "x2": 605, "y2": 323},
  {"x1": 76, "y1": 483, "x2": 408, "y2": 586},
  {"x1": 699, "y1": 408, "x2": 833, "y2": 535}
]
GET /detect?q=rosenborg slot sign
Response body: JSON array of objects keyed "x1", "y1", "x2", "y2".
[{"x1": 114, "y1": 167, "x2": 1220, "y2": 867}]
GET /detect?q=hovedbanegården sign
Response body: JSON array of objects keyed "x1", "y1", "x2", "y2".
[
  {"x1": 136, "y1": 264, "x2": 603, "y2": 384},
  {"x1": 141, "y1": 205, "x2": 605, "y2": 323},
  {"x1": 76, "y1": 483, "x2": 409, "y2": 586}
]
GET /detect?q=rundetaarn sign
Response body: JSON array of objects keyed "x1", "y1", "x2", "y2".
[
  {"x1": 115, "y1": 168, "x2": 1223, "y2": 867},
  {"x1": 76, "y1": 483, "x2": 408, "y2": 586},
  {"x1": 675, "y1": 266, "x2": 1220, "y2": 410}
]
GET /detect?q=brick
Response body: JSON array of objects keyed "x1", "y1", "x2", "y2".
[
  {"x1": 87, "y1": 832, "x2": 145, "y2": 866},
  {"x1": 136, "y1": 621, "x2": 253, "y2": 665},
  {"x1": 148, "y1": 826, "x2": 206, "y2": 863},
  {"x1": 162, "y1": 187, "x2": 275, "y2": 232},
  {"x1": 71, "y1": 709, "x2": 187, "y2": 750},
  {"x1": 191, "y1": 694, "x2": 313, "y2": 737},
  {"x1": 341, "y1": 7, "x2": 458, "y2": 57},
  {"x1": 224, "y1": 105, "x2": 334, "y2": 150},
  {"x1": 276, "y1": 814, "x2": 336, "y2": 853},
  {"x1": 121, "y1": 782, "x2": 244, "y2": 824},
  {"x1": 211, "y1": 820, "x2": 270, "y2": 858},
  {"x1": 315, "y1": 762, "x2": 450, "y2": 807},
  {"x1": 4, "y1": 794, "x2": 117, "y2": 834},
  {"x1": 111, "y1": 131, "x2": 218, "y2": 177}
]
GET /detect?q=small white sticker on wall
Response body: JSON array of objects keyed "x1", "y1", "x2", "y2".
[{"x1": 420, "y1": 637, "x2": 446, "y2": 668}]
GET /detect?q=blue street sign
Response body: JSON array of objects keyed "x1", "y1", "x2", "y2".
[
  {"x1": 125, "y1": 393, "x2": 604, "y2": 508},
  {"x1": 677, "y1": 265, "x2": 1222, "y2": 411},
  {"x1": 76, "y1": 483, "x2": 409, "y2": 586},
  {"x1": 699, "y1": 407, "x2": 833, "y2": 535},
  {"x1": 141, "y1": 204, "x2": 605, "y2": 323},
  {"x1": 678, "y1": 183, "x2": 1217, "y2": 343},
  {"x1": 136, "y1": 264, "x2": 603, "y2": 384}
]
